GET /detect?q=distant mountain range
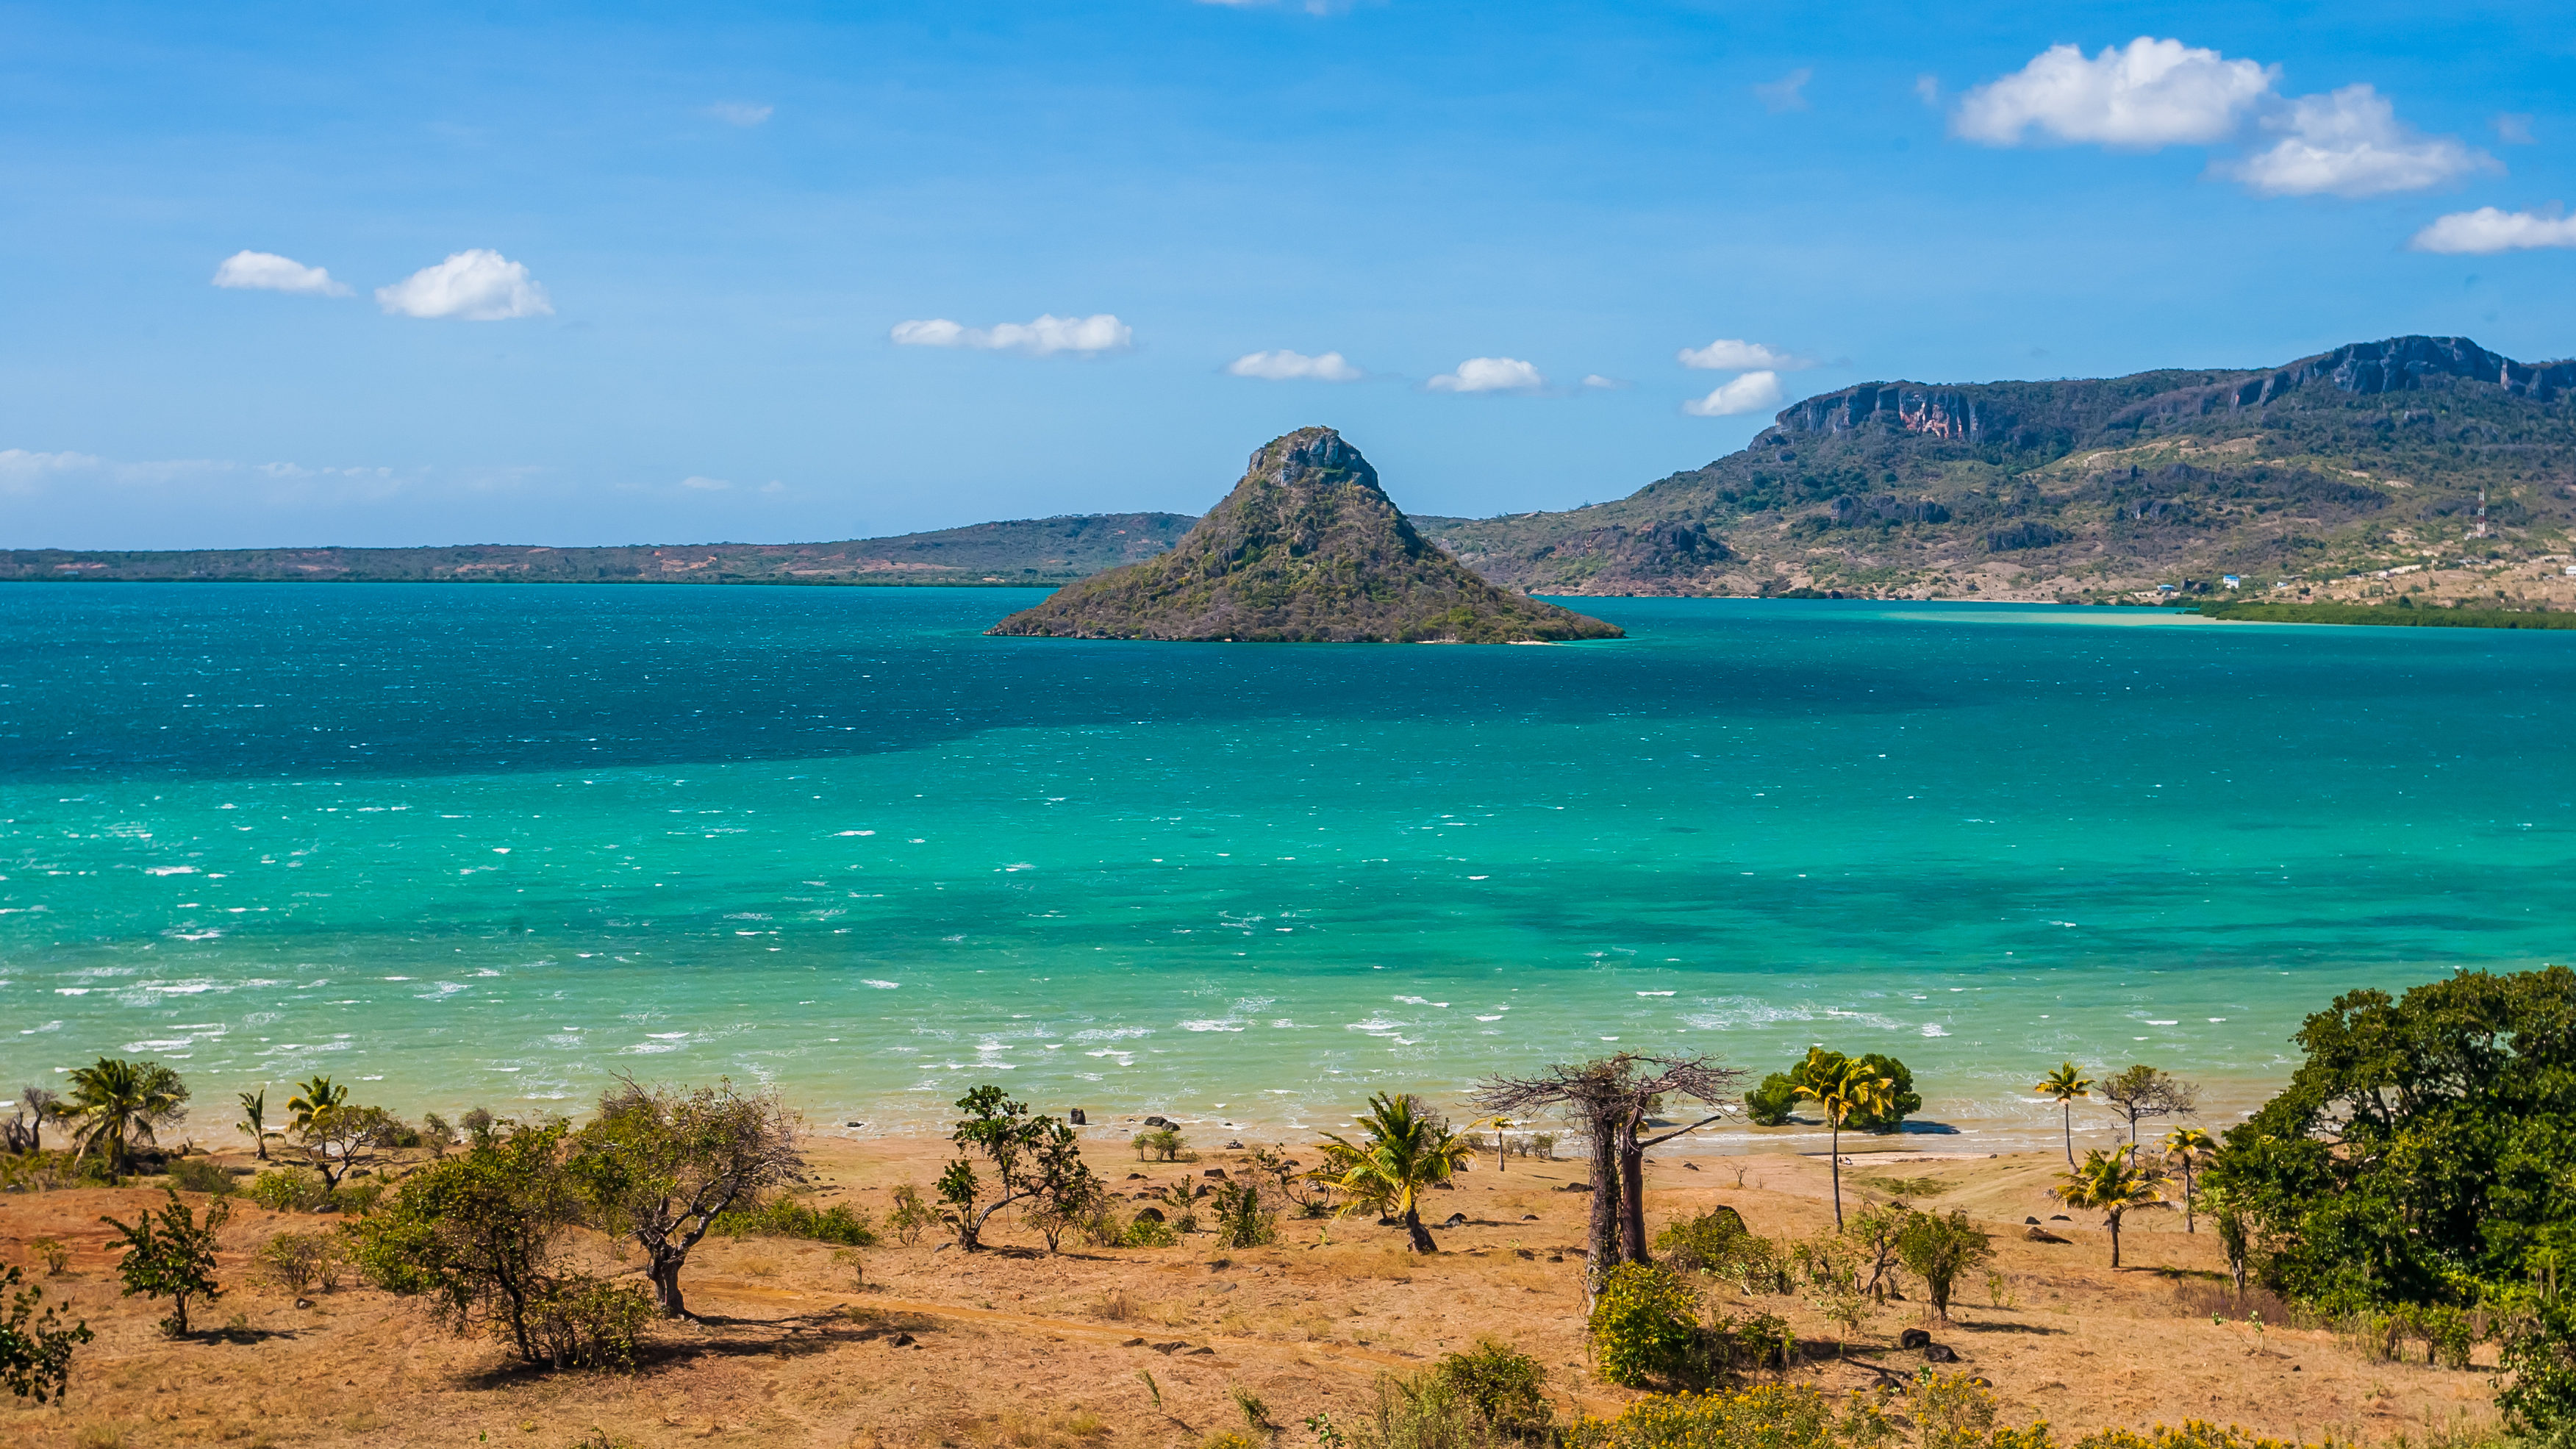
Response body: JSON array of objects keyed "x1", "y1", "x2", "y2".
[
  {"x1": 0, "y1": 513, "x2": 1195, "y2": 586},
  {"x1": 12, "y1": 336, "x2": 2570, "y2": 603},
  {"x1": 1414, "y1": 334, "x2": 2576, "y2": 599}
]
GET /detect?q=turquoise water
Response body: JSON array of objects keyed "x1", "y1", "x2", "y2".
[{"x1": 3, "y1": 585, "x2": 2569, "y2": 1146}]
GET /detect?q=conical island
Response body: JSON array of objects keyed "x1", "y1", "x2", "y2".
[{"x1": 987, "y1": 427, "x2": 1622, "y2": 643}]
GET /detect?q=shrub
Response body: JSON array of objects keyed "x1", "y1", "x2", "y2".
[
  {"x1": 1312, "y1": 1372, "x2": 1508, "y2": 1449},
  {"x1": 1134, "y1": 1127, "x2": 1187, "y2": 1161},
  {"x1": 886, "y1": 1184, "x2": 935, "y2": 1246},
  {"x1": 1434, "y1": 1339, "x2": 1551, "y2": 1439},
  {"x1": 1895, "y1": 1210, "x2": 1993, "y2": 1323},
  {"x1": 1745, "y1": 1075, "x2": 1799, "y2": 1126},
  {"x1": 1211, "y1": 1182, "x2": 1277, "y2": 1249},
  {"x1": 254, "y1": 1231, "x2": 347, "y2": 1294},
  {"x1": 166, "y1": 1159, "x2": 237, "y2": 1198},
  {"x1": 1585, "y1": 1382, "x2": 1848, "y2": 1449},
  {"x1": 1657, "y1": 1207, "x2": 1779, "y2": 1283},
  {"x1": 334, "y1": 1181, "x2": 384, "y2": 1217},
  {"x1": 1589, "y1": 1264, "x2": 1704, "y2": 1388},
  {"x1": 101, "y1": 1187, "x2": 228, "y2": 1337},
  {"x1": 29, "y1": 1239, "x2": 69, "y2": 1276},
  {"x1": 526, "y1": 1274, "x2": 654, "y2": 1371},
  {"x1": 248, "y1": 1167, "x2": 333, "y2": 1214},
  {"x1": 1, "y1": 1263, "x2": 93, "y2": 1403},
  {"x1": 1123, "y1": 1215, "x2": 1180, "y2": 1248},
  {"x1": 715, "y1": 1198, "x2": 879, "y2": 1246}
]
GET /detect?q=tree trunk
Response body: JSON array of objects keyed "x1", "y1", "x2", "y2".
[
  {"x1": 1616, "y1": 1123, "x2": 1650, "y2": 1266},
  {"x1": 2061, "y1": 1103, "x2": 2073, "y2": 1166},
  {"x1": 2108, "y1": 1212, "x2": 2122, "y2": 1270},
  {"x1": 2183, "y1": 1164, "x2": 2196, "y2": 1234},
  {"x1": 1584, "y1": 1123, "x2": 1621, "y2": 1303},
  {"x1": 648, "y1": 1248, "x2": 688, "y2": 1317},
  {"x1": 1402, "y1": 1206, "x2": 1437, "y2": 1255},
  {"x1": 1828, "y1": 1117, "x2": 1844, "y2": 1230}
]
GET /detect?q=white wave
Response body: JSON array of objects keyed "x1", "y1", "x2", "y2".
[
  {"x1": 1179, "y1": 1019, "x2": 1248, "y2": 1032},
  {"x1": 1636, "y1": 990, "x2": 1676, "y2": 997},
  {"x1": 145, "y1": 866, "x2": 198, "y2": 876},
  {"x1": 1475, "y1": 1015, "x2": 1503, "y2": 1023},
  {"x1": 2145, "y1": 1020, "x2": 2180, "y2": 1026},
  {"x1": 861, "y1": 979, "x2": 901, "y2": 990},
  {"x1": 143, "y1": 981, "x2": 219, "y2": 994},
  {"x1": 54, "y1": 987, "x2": 90, "y2": 995},
  {"x1": 416, "y1": 982, "x2": 469, "y2": 1000},
  {"x1": 1072, "y1": 1027, "x2": 1153, "y2": 1042},
  {"x1": 623, "y1": 1042, "x2": 683, "y2": 1054},
  {"x1": 1920, "y1": 1023, "x2": 1950, "y2": 1037}
]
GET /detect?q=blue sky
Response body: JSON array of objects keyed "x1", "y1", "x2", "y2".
[{"x1": 3, "y1": 1, "x2": 2571, "y2": 548}]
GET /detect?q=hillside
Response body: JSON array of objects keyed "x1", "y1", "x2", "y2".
[
  {"x1": 990, "y1": 426, "x2": 1622, "y2": 642},
  {"x1": 0, "y1": 512, "x2": 1195, "y2": 587},
  {"x1": 1417, "y1": 335, "x2": 2576, "y2": 603}
]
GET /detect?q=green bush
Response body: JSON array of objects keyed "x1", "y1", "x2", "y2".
[
  {"x1": 1433, "y1": 1339, "x2": 1551, "y2": 1439},
  {"x1": 1134, "y1": 1127, "x2": 1187, "y2": 1161},
  {"x1": 885, "y1": 1184, "x2": 935, "y2": 1246},
  {"x1": 1656, "y1": 1207, "x2": 1785, "y2": 1292},
  {"x1": 254, "y1": 1231, "x2": 346, "y2": 1293},
  {"x1": 165, "y1": 1159, "x2": 237, "y2": 1198},
  {"x1": 334, "y1": 1181, "x2": 384, "y2": 1217},
  {"x1": 1210, "y1": 1182, "x2": 1277, "y2": 1249},
  {"x1": 715, "y1": 1198, "x2": 879, "y2": 1246},
  {"x1": 1744, "y1": 1076, "x2": 1798, "y2": 1126},
  {"x1": 526, "y1": 1274, "x2": 654, "y2": 1372},
  {"x1": 248, "y1": 1167, "x2": 333, "y2": 1213},
  {"x1": 1895, "y1": 1209, "x2": 1993, "y2": 1321},
  {"x1": 1123, "y1": 1215, "x2": 1180, "y2": 1248},
  {"x1": 1589, "y1": 1264, "x2": 1704, "y2": 1389}
]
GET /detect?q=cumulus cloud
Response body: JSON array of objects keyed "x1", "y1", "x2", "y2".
[
  {"x1": 890, "y1": 313, "x2": 1132, "y2": 356},
  {"x1": 706, "y1": 102, "x2": 773, "y2": 126},
  {"x1": 1226, "y1": 348, "x2": 1362, "y2": 382},
  {"x1": 1678, "y1": 338, "x2": 1816, "y2": 371},
  {"x1": 1754, "y1": 68, "x2": 1813, "y2": 114},
  {"x1": 1581, "y1": 374, "x2": 1627, "y2": 390},
  {"x1": 1955, "y1": 37, "x2": 2274, "y2": 148},
  {"x1": 1682, "y1": 371, "x2": 1784, "y2": 418},
  {"x1": 1428, "y1": 357, "x2": 1546, "y2": 393},
  {"x1": 2409, "y1": 206, "x2": 2576, "y2": 254},
  {"x1": 376, "y1": 249, "x2": 554, "y2": 321},
  {"x1": 2222, "y1": 85, "x2": 2498, "y2": 197},
  {"x1": 211, "y1": 251, "x2": 351, "y2": 297}
]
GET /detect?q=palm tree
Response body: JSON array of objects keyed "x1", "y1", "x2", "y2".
[
  {"x1": 62, "y1": 1058, "x2": 190, "y2": 1182},
  {"x1": 2162, "y1": 1126, "x2": 2215, "y2": 1234},
  {"x1": 285, "y1": 1076, "x2": 346, "y2": 1134},
  {"x1": 237, "y1": 1089, "x2": 271, "y2": 1162},
  {"x1": 1792, "y1": 1048, "x2": 1894, "y2": 1230},
  {"x1": 2050, "y1": 1148, "x2": 2168, "y2": 1268},
  {"x1": 2035, "y1": 1062, "x2": 2093, "y2": 1167},
  {"x1": 1309, "y1": 1092, "x2": 1476, "y2": 1253}
]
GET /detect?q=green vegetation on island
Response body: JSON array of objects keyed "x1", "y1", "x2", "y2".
[
  {"x1": 989, "y1": 426, "x2": 1623, "y2": 643},
  {"x1": 2194, "y1": 598, "x2": 2576, "y2": 629}
]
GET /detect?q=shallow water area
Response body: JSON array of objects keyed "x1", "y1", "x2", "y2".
[{"x1": 3, "y1": 585, "x2": 2568, "y2": 1147}]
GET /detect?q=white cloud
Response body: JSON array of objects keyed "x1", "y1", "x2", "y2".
[
  {"x1": 2409, "y1": 206, "x2": 2576, "y2": 254},
  {"x1": 890, "y1": 313, "x2": 1132, "y2": 356},
  {"x1": 0, "y1": 448, "x2": 410, "y2": 501},
  {"x1": 1428, "y1": 357, "x2": 1546, "y2": 393},
  {"x1": 1955, "y1": 37, "x2": 2274, "y2": 148},
  {"x1": 1754, "y1": 68, "x2": 1812, "y2": 114},
  {"x1": 2222, "y1": 85, "x2": 2497, "y2": 197},
  {"x1": 211, "y1": 251, "x2": 351, "y2": 298},
  {"x1": 1581, "y1": 374, "x2": 1626, "y2": 390},
  {"x1": 2496, "y1": 113, "x2": 2536, "y2": 146},
  {"x1": 1226, "y1": 348, "x2": 1362, "y2": 382},
  {"x1": 1914, "y1": 74, "x2": 1942, "y2": 107},
  {"x1": 680, "y1": 475, "x2": 730, "y2": 490},
  {"x1": 1682, "y1": 371, "x2": 1784, "y2": 418},
  {"x1": 1678, "y1": 338, "x2": 1817, "y2": 371},
  {"x1": 375, "y1": 249, "x2": 554, "y2": 321},
  {"x1": 706, "y1": 102, "x2": 773, "y2": 126}
]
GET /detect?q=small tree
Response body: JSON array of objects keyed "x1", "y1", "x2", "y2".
[
  {"x1": 2097, "y1": 1065, "x2": 2198, "y2": 1158},
  {"x1": 1894, "y1": 1209, "x2": 1993, "y2": 1323},
  {"x1": 1847, "y1": 1201, "x2": 1907, "y2": 1301},
  {"x1": 1587, "y1": 1263, "x2": 1703, "y2": 1387},
  {"x1": 2161, "y1": 1126, "x2": 2215, "y2": 1233},
  {"x1": 101, "y1": 1187, "x2": 228, "y2": 1336},
  {"x1": 7, "y1": 1087, "x2": 61, "y2": 1154},
  {"x1": 1, "y1": 1264, "x2": 91, "y2": 1403},
  {"x1": 566, "y1": 1078, "x2": 803, "y2": 1317},
  {"x1": 1310, "y1": 1093, "x2": 1475, "y2": 1253},
  {"x1": 2034, "y1": 1063, "x2": 2092, "y2": 1167},
  {"x1": 1211, "y1": 1180, "x2": 1278, "y2": 1248},
  {"x1": 237, "y1": 1088, "x2": 271, "y2": 1162},
  {"x1": 63, "y1": 1058, "x2": 190, "y2": 1182},
  {"x1": 285, "y1": 1076, "x2": 346, "y2": 1134},
  {"x1": 2050, "y1": 1148, "x2": 2168, "y2": 1269},
  {"x1": 1790, "y1": 1049, "x2": 1893, "y2": 1229},
  {"x1": 295, "y1": 1103, "x2": 398, "y2": 1190},
  {"x1": 936, "y1": 1086, "x2": 1097, "y2": 1253}
]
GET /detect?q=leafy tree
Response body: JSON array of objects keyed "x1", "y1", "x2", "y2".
[
  {"x1": 1, "y1": 1264, "x2": 90, "y2": 1403},
  {"x1": 1744, "y1": 1073, "x2": 1798, "y2": 1126},
  {"x1": 354, "y1": 1119, "x2": 637, "y2": 1367},
  {"x1": 1588, "y1": 1262, "x2": 1703, "y2": 1387},
  {"x1": 934, "y1": 1086, "x2": 1096, "y2": 1253},
  {"x1": 101, "y1": 1186, "x2": 229, "y2": 1336},
  {"x1": 285, "y1": 1076, "x2": 346, "y2": 1134},
  {"x1": 1790, "y1": 1049, "x2": 1893, "y2": 1229},
  {"x1": 236, "y1": 1088, "x2": 271, "y2": 1162},
  {"x1": 1311, "y1": 1092, "x2": 1475, "y2": 1253},
  {"x1": 565, "y1": 1078, "x2": 802, "y2": 1317},
  {"x1": 2097, "y1": 1065, "x2": 2199, "y2": 1156},
  {"x1": 6, "y1": 1087, "x2": 60, "y2": 1154},
  {"x1": 2161, "y1": 1126, "x2": 2216, "y2": 1234},
  {"x1": 2035, "y1": 1063, "x2": 2094, "y2": 1166},
  {"x1": 2203, "y1": 962, "x2": 2576, "y2": 1398},
  {"x1": 62, "y1": 1057, "x2": 189, "y2": 1181},
  {"x1": 294, "y1": 1102, "x2": 399, "y2": 1189},
  {"x1": 1894, "y1": 1209, "x2": 1994, "y2": 1323},
  {"x1": 2050, "y1": 1148, "x2": 2167, "y2": 1269}
]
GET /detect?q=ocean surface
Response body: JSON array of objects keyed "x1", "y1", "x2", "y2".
[{"x1": 3, "y1": 585, "x2": 2569, "y2": 1149}]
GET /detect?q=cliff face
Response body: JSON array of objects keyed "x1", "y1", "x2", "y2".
[
  {"x1": 987, "y1": 428, "x2": 1622, "y2": 643},
  {"x1": 1417, "y1": 334, "x2": 2576, "y2": 599}
]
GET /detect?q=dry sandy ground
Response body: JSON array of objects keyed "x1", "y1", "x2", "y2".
[{"x1": 0, "y1": 1136, "x2": 2504, "y2": 1449}]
